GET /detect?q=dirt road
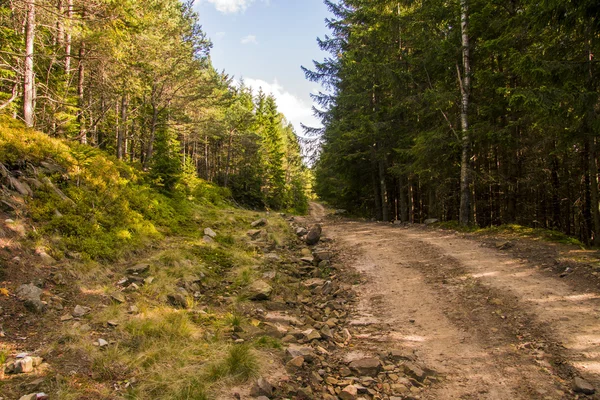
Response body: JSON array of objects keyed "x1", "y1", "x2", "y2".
[{"x1": 322, "y1": 213, "x2": 600, "y2": 399}]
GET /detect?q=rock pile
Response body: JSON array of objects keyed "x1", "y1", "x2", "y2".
[{"x1": 235, "y1": 215, "x2": 438, "y2": 399}]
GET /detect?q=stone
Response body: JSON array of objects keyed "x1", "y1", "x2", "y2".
[
  {"x1": 60, "y1": 314, "x2": 73, "y2": 321},
  {"x1": 303, "y1": 278, "x2": 326, "y2": 289},
  {"x1": 340, "y1": 385, "x2": 358, "y2": 400},
  {"x1": 72, "y1": 305, "x2": 91, "y2": 317},
  {"x1": 349, "y1": 358, "x2": 381, "y2": 377},
  {"x1": 203, "y1": 235, "x2": 215, "y2": 244},
  {"x1": 251, "y1": 218, "x2": 268, "y2": 228},
  {"x1": 313, "y1": 250, "x2": 332, "y2": 262},
  {"x1": 286, "y1": 356, "x2": 305, "y2": 371},
  {"x1": 300, "y1": 256, "x2": 315, "y2": 264},
  {"x1": 303, "y1": 328, "x2": 322, "y2": 341},
  {"x1": 424, "y1": 218, "x2": 439, "y2": 225},
  {"x1": 573, "y1": 377, "x2": 595, "y2": 395},
  {"x1": 250, "y1": 377, "x2": 275, "y2": 397},
  {"x1": 111, "y1": 292, "x2": 126, "y2": 303},
  {"x1": 265, "y1": 253, "x2": 281, "y2": 261},
  {"x1": 495, "y1": 241, "x2": 513, "y2": 250},
  {"x1": 389, "y1": 349, "x2": 413, "y2": 361},
  {"x1": 204, "y1": 228, "x2": 217, "y2": 238},
  {"x1": 247, "y1": 229, "x2": 263, "y2": 239},
  {"x1": 296, "y1": 227, "x2": 308, "y2": 236},
  {"x1": 402, "y1": 362, "x2": 427, "y2": 382},
  {"x1": 19, "y1": 394, "x2": 48, "y2": 400},
  {"x1": 97, "y1": 338, "x2": 109, "y2": 347},
  {"x1": 16, "y1": 284, "x2": 43, "y2": 302},
  {"x1": 35, "y1": 248, "x2": 56, "y2": 265},
  {"x1": 248, "y1": 280, "x2": 273, "y2": 301},
  {"x1": 167, "y1": 293, "x2": 189, "y2": 309},
  {"x1": 127, "y1": 263, "x2": 150, "y2": 275},
  {"x1": 24, "y1": 299, "x2": 45, "y2": 313},
  {"x1": 306, "y1": 224, "x2": 322, "y2": 246},
  {"x1": 286, "y1": 344, "x2": 316, "y2": 362},
  {"x1": 15, "y1": 357, "x2": 34, "y2": 373}
]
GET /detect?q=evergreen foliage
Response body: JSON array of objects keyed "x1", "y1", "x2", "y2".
[
  {"x1": 0, "y1": 0, "x2": 309, "y2": 214},
  {"x1": 306, "y1": 0, "x2": 600, "y2": 244}
]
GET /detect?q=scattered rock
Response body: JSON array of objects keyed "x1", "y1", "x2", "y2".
[
  {"x1": 14, "y1": 357, "x2": 34, "y2": 373},
  {"x1": 495, "y1": 241, "x2": 513, "y2": 250},
  {"x1": 340, "y1": 385, "x2": 358, "y2": 400},
  {"x1": 203, "y1": 235, "x2": 215, "y2": 244},
  {"x1": 204, "y1": 228, "x2": 217, "y2": 238},
  {"x1": 306, "y1": 224, "x2": 322, "y2": 246},
  {"x1": 250, "y1": 377, "x2": 275, "y2": 397},
  {"x1": 72, "y1": 305, "x2": 91, "y2": 317},
  {"x1": 286, "y1": 356, "x2": 305, "y2": 371},
  {"x1": 34, "y1": 248, "x2": 56, "y2": 265},
  {"x1": 96, "y1": 338, "x2": 109, "y2": 348},
  {"x1": 424, "y1": 218, "x2": 439, "y2": 225},
  {"x1": 349, "y1": 358, "x2": 381, "y2": 377},
  {"x1": 573, "y1": 377, "x2": 595, "y2": 395},
  {"x1": 110, "y1": 292, "x2": 126, "y2": 303},
  {"x1": 286, "y1": 345, "x2": 316, "y2": 362},
  {"x1": 127, "y1": 263, "x2": 150, "y2": 275},
  {"x1": 295, "y1": 227, "x2": 308, "y2": 236},
  {"x1": 19, "y1": 394, "x2": 48, "y2": 400},
  {"x1": 167, "y1": 293, "x2": 189, "y2": 309},
  {"x1": 247, "y1": 280, "x2": 273, "y2": 301},
  {"x1": 251, "y1": 218, "x2": 268, "y2": 228},
  {"x1": 247, "y1": 229, "x2": 263, "y2": 239},
  {"x1": 303, "y1": 328, "x2": 322, "y2": 341},
  {"x1": 16, "y1": 284, "x2": 45, "y2": 312},
  {"x1": 402, "y1": 362, "x2": 428, "y2": 382}
]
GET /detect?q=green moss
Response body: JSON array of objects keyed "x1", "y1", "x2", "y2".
[{"x1": 0, "y1": 117, "x2": 232, "y2": 261}]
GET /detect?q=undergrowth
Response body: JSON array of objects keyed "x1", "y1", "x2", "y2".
[{"x1": 436, "y1": 221, "x2": 585, "y2": 247}]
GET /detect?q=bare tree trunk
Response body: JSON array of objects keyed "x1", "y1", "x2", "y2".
[
  {"x1": 224, "y1": 129, "x2": 234, "y2": 188},
  {"x1": 77, "y1": 39, "x2": 86, "y2": 144},
  {"x1": 23, "y1": 0, "x2": 35, "y2": 127},
  {"x1": 379, "y1": 158, "x2": 389, "y2": 222},
  {"x1": 117, "y1": 95, "x2": 127, "y2": 159},
  {"x1": 458, "y1": 0, "x2": 472, "y2": 226},
  {"x1": 145, "y1": 104, "x2": 158, "y2": 169},
  {"x1": 57, "y1": 0, "x2": 64, "y2": 47},
  {"x1": 399, "y1": 175, "x2": 409, "y2": 222},
  {"x1": 65, "y1": 0, "x2": 73, "y2": 74}
]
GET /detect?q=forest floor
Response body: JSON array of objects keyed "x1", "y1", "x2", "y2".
[{"x1": 315, "y1": 203, "x2": 600, "y2": 400}]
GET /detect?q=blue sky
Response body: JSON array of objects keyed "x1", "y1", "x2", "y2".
[{"x1": 193, "y1": 0, "x2": 331, "y2": 133}]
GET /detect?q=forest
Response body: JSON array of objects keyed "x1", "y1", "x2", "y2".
[
  {"x1": 0, "y1": 0, "x2": 309, "y2": 213},
  {"x1": 305, "y1": 0, "x2": 600, "y2": 244}
]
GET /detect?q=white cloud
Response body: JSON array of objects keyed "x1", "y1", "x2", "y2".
[
  {"x1": 240, "y1": 78, "x2": 322, "y2": 135},
  {"x1": 203, "y1": 0, "x2": 254, "y2": 13},
  {"x1": 241, "y1": 35, "x2": 258, "y2": 45}
]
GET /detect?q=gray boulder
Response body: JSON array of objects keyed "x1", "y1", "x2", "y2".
[
  {"x1": 248, "y1": 280, "x2": 273, "y2": 301},
  {"x1": 305, "y1": 224, "x2": 322, "y2": 246}
]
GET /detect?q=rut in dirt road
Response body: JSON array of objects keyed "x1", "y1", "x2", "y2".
[{"x1": 326, "y1": 218, "x2": 600, "y2": 399}]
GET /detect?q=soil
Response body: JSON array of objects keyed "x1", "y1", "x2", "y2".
[{"x1": 316, "y1": 203, "x2": 600, "y2": 399}]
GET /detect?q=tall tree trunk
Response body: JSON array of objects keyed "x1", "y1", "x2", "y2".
[
  {"x1": 117, "y1": 95, "x2": 128, "y2": 159},
  {"x1": 399, "y1": 175, "x2": 409, "y2": 222},
  {"x1": 23, "y1": 0, "x2": 35, "y2": 127},
  {"x1": 77, "y1": 40, "x2": 86, "y2": 144},
  {"x1": 379, "y1": 158, "x2": 389, "y2": 221},
  {"x1": 65, "y1": 0, "x2": 73, "y2": 74},
  {"x1": 458, "y1": 0, "x2": 472, "y2": 226},
  {"x1": 224, "y1": 129, "x2": 234, "y2": 188},
  {"x1": 145, "y1": 103, "x2": 158, "y2": 169}
]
